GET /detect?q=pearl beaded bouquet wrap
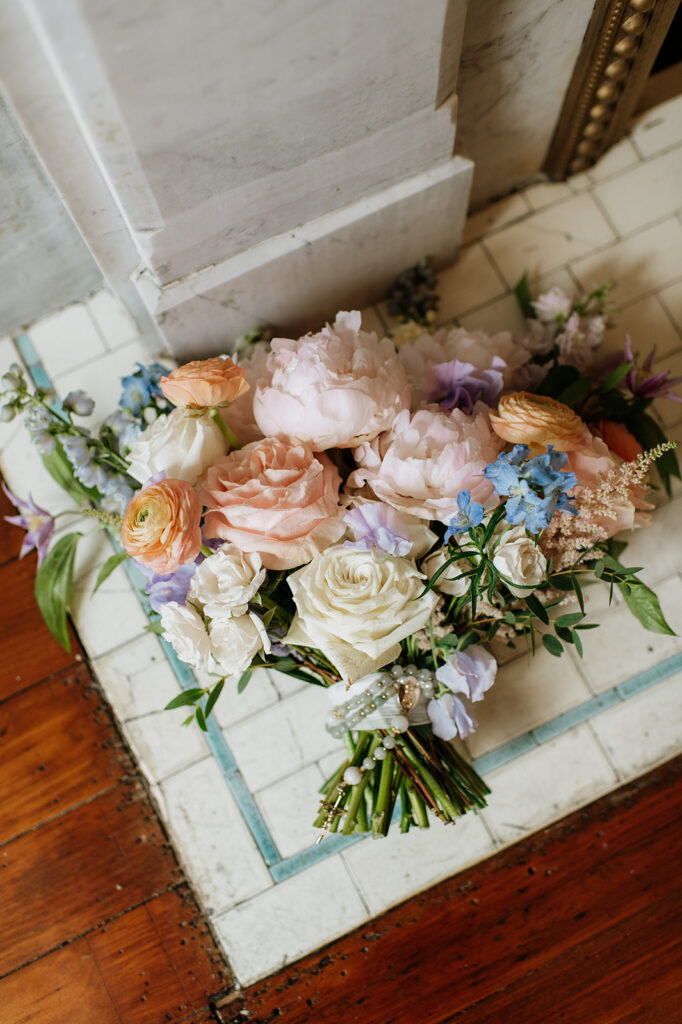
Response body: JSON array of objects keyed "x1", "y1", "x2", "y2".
[{"x1": 3, "y1": 269, "x2": 680, "y2": 840}]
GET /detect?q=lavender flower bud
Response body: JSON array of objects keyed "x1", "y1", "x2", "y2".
[{"x1": 2, "y1": 371, "x2": 20, "y2": 390}]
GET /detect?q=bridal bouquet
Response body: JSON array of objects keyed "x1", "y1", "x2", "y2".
[{"x1": 2, "y1": 270, "x2": 679, "y2": 839}]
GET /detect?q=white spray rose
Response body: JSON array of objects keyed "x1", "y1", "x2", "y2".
[
  {"x1": 421, "y1": 547, "x2": 471, "y2": 598},
  {"x1": 285, "y1": 546, "x2": 439, "y2": 683},
  {"x1": 189, "y1": 546, "x2": 266, "y2": 618},
  {"x1": 127, "y1": 408, "x2": 226, "y2": 485},
  {"x1": 209, "y1": 613, "x2": 270, "y2": 675},
  {"x1": 492, "y1": 525, "x2": 547, "y2": 598},
  {"x1": 159, "y1": 601, "x2": 212, "y2": 672}
]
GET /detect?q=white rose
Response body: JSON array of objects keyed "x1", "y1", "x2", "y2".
[
  {"x1": 127, "y1": 408, "x2": 226, "y2": 486},
  {"x1": 189, "y1": 546, "x2": 266, "y2": 618},
  {"x1": 285, "y1": 546, "x2": 439, "y2": 683},
  {"x1": 492, "y1": 525, "x2": 547, "y2": 598},
  {"x1": 421, "y1": 547, "x2": 471, "y2": 598},
  {"x1": 159, "y1": 601, "x2": 212, "y2": 671},
  {"x1": 209, "y1": 613, "x2": 270, "y2": 675}
]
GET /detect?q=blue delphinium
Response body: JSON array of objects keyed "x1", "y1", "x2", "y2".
[
  {"x1": 444, "y1": 490, "x2": 485, "y2": 542},
  {"x1": 484, "y1": 444, "x2": 577, "y2": 533},
  {"x1": 119, "y1": 362, "x2": 170, "y2": 418}
]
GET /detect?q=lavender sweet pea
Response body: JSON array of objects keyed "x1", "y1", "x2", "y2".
[
  {"x1": 343, "y1": 503, "x2": 412, "y2": 557},
  {"x1": 2, "y1": 484, "x2": 55, "y2": 565},
  {"x1": 427, "y1": 644, "x2": 497, "y2": 740}
]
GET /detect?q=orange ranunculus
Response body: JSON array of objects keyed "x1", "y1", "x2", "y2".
[
  {"x1": 598, "y1": 420, "x2": 643, "y2": 462},
  {"x1": 121, "y1": 478, "x2": 202, "y2": 573},
  {"x1": 490, "y1": 392, "x2": 588, "y2": 451},
  {"x1": 160, "y1": 356, "x2": 250, "y2": 409}
]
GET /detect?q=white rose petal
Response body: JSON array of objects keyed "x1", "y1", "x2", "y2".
[
  {"x1": 492, "y1": 524, "x2": 547, "y2": 598},
  {"x1": 159, "y1": 601, "x2": 212, "y2": 672},
  {"x1": 127, "y1": 408, "x2": 226, "y2": 485},
  {"x1": 421, "y1": 547, "x2": 471, "y2": 598},
  {"x1": 209, "y1": 612, "x2": 270, "y2": 675},
  {"x1": 189, "y1": 546, "x2": 266, "y2": 618},
  {"x1": 285, "y1": 546, "x2": 439, "y2": 683}
]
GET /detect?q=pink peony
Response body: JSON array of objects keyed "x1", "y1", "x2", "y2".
[
  {"x1": 350, "y1": 404, "x2": 503, "y2": 523},
  {"x1": 252, "y1": 311, "x2": 410, "y2": 449},
  {"x1": 398, "y1": 326, "x2": 529, "y2": 409},
  {"x1": 198, "y1": 437, "x2": 345, "y2": 570},
  {"x1": 220, "y1": 341, "x2": 272, "y2": 446},
  {"x1": 566, "y1": 433, "x2": 653, "y2": 536}
]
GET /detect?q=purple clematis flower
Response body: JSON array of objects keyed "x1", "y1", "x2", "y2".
[
  {"x1": 623, "y1": 336, "x2": 682, "y2": 403},
  {"x1": 138, "y1": 562, "x2": 197, "y2": 613},
  {"x1": 426, "y1": 358, "x2": 505, "y2": 414},
  {"x1": 2, "y1": 484, "x2": 54, "y2": 565}
]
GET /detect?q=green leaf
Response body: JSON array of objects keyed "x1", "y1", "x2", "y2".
[
  {"x1": 606, "y1": 538, "x2": 628, "y2": 560},
  {"x1": 195, "y1": 706, "x2": 208, "y2": 731},
  {"x1": 549, "y1": 573, "x2": 574, "y2": 592},
  {"x1": 237, "y1": 669, "x2": 253, "y2": 693},
  {"x1": 542, "y1": 634, "x2": 563, "y2": 657},
  {"x1": 437, "y1": 634, "x2": 460, "y2": 648},
  {"x1": 536, "y1": 364, "x2": 581, "y2": 399},
  {"x1": 572, "y1": 629, "x2": 584, "y2": 658},
  {"x1": 620, "y1": 581, "x2": 676, "y2": 636},
  {"x1": 503, "y1": 611, "x2": 516, "y2": 625},
  {"x1": 204, "y1": 679, "x2": 225, "y2": 719},
  {"x1": 594, "y1": 559, "x2": 605, "y2": 578},
  {"x1": 557, "y1": 375, "x2": 595, "y2": 406},
  {"x1": 554, "y1": 612, "x2": 584, "y2": 627},
  {"x1": 555, "y1": 625, "x2": 574, "y2": 644},
  {"x1": 598, "y1": 360, "x2": 634, "y2": 393},
  {"x1": 525, "y1": 593, "x2": 549, "y2": 625},
  {"x1": 165, "y1": 688, "x2": 205, "y2": 710},
  {"x1": 144, "y1": 619, "x2": 164, "y2": 636},
  {"x1": 34, "y1": 531, "x2": 81, "y2": 651},
  {"x1": 41, "y1": 443, "x2": 98, "y2": 506},
  {"x1": 93, "y1": 550, "x2": 130, "y2": 593},
  {"x1": 514, "y1": 272, "x2": 535, "y2": 320},
  {"x1": 571, "y1": 574, "x2": 585, "y2": 614}
]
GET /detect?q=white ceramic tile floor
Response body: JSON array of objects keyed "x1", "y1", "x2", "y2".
[{"x1": 1, "y1": 99, "x2": 682, "y2": 985}]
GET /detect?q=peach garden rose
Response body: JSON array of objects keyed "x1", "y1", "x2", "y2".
[
  {"x1": 160, "y1": 356, "x2": 250, "y2": 409},
  {"x1": 198, "y1": 437, "x2": 345, "y2": 570},
  {"x1": 120, "y1": 478, "x2": 202, "y2": 573}
]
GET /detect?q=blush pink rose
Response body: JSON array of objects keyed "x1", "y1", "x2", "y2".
[
  {"x1": 121, "y1": 478, "x2": 202, "y2": 573},
  {"x1": 198, "y1": 437, "x2": 345, "y2": 569},
  {"x1": 350, "y1": 404, "x2": 503, "y2": 523},
  {"x1": 252, "y1": 311, "x2": 410, "y2": 449},
  {"x1": 160, "y1": 356, "x2": 249, "y2": 409},
  {"x1": 566, "y1": 433, "x2": 653, "y2": 536}
]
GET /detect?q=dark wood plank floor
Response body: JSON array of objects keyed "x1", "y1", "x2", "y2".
[{"x1": 2, "y1": 483, "x2": 681, "y2": 1023}]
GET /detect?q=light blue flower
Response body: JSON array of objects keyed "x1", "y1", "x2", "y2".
[
  {"x1": 119, "y1": 374, "x2": 151, "y2": 416},
  {"x1": 63, "y1": 390, "x2": 95, "y2": 416},
  {"x1": 483, "y1": 445, "x2": 577, "y2": 533},
  {"x1": 444, "y1": 490, "x2": 484, "y2": 542}
]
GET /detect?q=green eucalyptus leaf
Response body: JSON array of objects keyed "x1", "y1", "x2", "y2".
[
  {"x1": 93, "y1": 550, "x2": 130, "y2": 593},
  {"x1": 237, "y1": 669, "x2": 253, "y2": 693},
  {"x1": 165, "y1": 688, "x2": 206, "y2": 710},
  {"x1": 514, "y1": 272, "x2": 535, "y2": 320},
  {"x1": 553, "y1": 612, "x2": 584, "y2": 628},
  {"x1": 542, "y1": 633, "x2": 563, "y2": 657},
  {"x1": 195, "y1": 706, "x2": 208, "y2": 731},
  {"x1": 204, "y1": 678, "x2": 225, "y2": 719},
  {"x1": 572, "y1": 629, "x2": 584, "y2": 658},
  {"x1": 525, "y1": 593, "x2": 549, "y2": 625},
  {"x1": 620, "y1": 581, "x2": 676, "y2": 636},
  {"x1": 34, "y1": 531, "x2": 81, "y2": 651}
]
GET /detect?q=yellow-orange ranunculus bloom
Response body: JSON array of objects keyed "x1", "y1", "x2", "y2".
[
  {"x1": 160, "y1": 356, "x2": 250, "y2": 409},
  {"x1": 490, "y1": 392, "x2": 587, "y2": 451},
  {"x1": 121, "y1": 478, "x2": 202, "y2": 573},
  {"x1": 598, "y1": 419, "x2": 643, "y2": 462}
]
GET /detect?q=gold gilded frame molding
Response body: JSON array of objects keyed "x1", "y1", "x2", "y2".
[{"x1": 545, "y1": 0, "x2": 680, "y2": 178}]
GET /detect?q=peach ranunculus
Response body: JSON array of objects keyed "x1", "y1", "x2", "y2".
[
  {"x1": 490, "y1": 392, "x2": 588, "y2": 451},
  {"x1": 349, "y1": 404, "x2": 503, "y2": 523},
  {"x1": 121, "y1": 478, "x2": 202, "y2": 573},
  {"x1": 252, "y1": 311, "x2": 410, "y2": 450},
  {"x1": 160, "y1": 356, "x2": 250, "y2": 409},
  {"x1": 598, "y1": 419, "x2": 643, "y2": 462},
  {"x1": 198, "y1": 437, "x2": 345, "y2": 570},
  {"x1": 565, "y1": 432, "x2": 653, "y2": 536}
]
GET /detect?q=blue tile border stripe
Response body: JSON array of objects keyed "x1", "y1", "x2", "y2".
[{"x1": 20, "y1": 339, "x2": 682, "y2": 885}]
